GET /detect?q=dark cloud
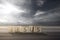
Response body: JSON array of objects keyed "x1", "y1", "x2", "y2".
[
  {"x1": 0, "y1": 0, "x2": 60, "y2": 26},
  {"x1": 33, "y1": 7, "x2": 60, "y2": 26}
]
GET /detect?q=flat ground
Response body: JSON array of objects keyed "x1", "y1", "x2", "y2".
[{"x1": 0, "y1": 32, "x2": 60, "y2": 40}]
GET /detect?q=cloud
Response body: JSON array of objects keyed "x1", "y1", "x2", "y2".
[
  {"x1": 32, "y1": 7, "x2": 60, "y2": 25},
  {"x1": 0, "y1": 0, "x2": 60, "y2": 26}
]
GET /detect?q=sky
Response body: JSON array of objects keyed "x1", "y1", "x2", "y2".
[{"x1": 0, "y1": 0, "x2": 60, "y2": 26}]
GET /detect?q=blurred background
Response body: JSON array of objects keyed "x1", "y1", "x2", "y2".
[{"x1": 0, "y1": 0, "x2": 60, "y2": 40}]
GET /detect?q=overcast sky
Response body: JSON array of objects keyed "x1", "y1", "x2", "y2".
[{"x1": 0, "y1": 0, "x2": 60, "y2": 26}]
